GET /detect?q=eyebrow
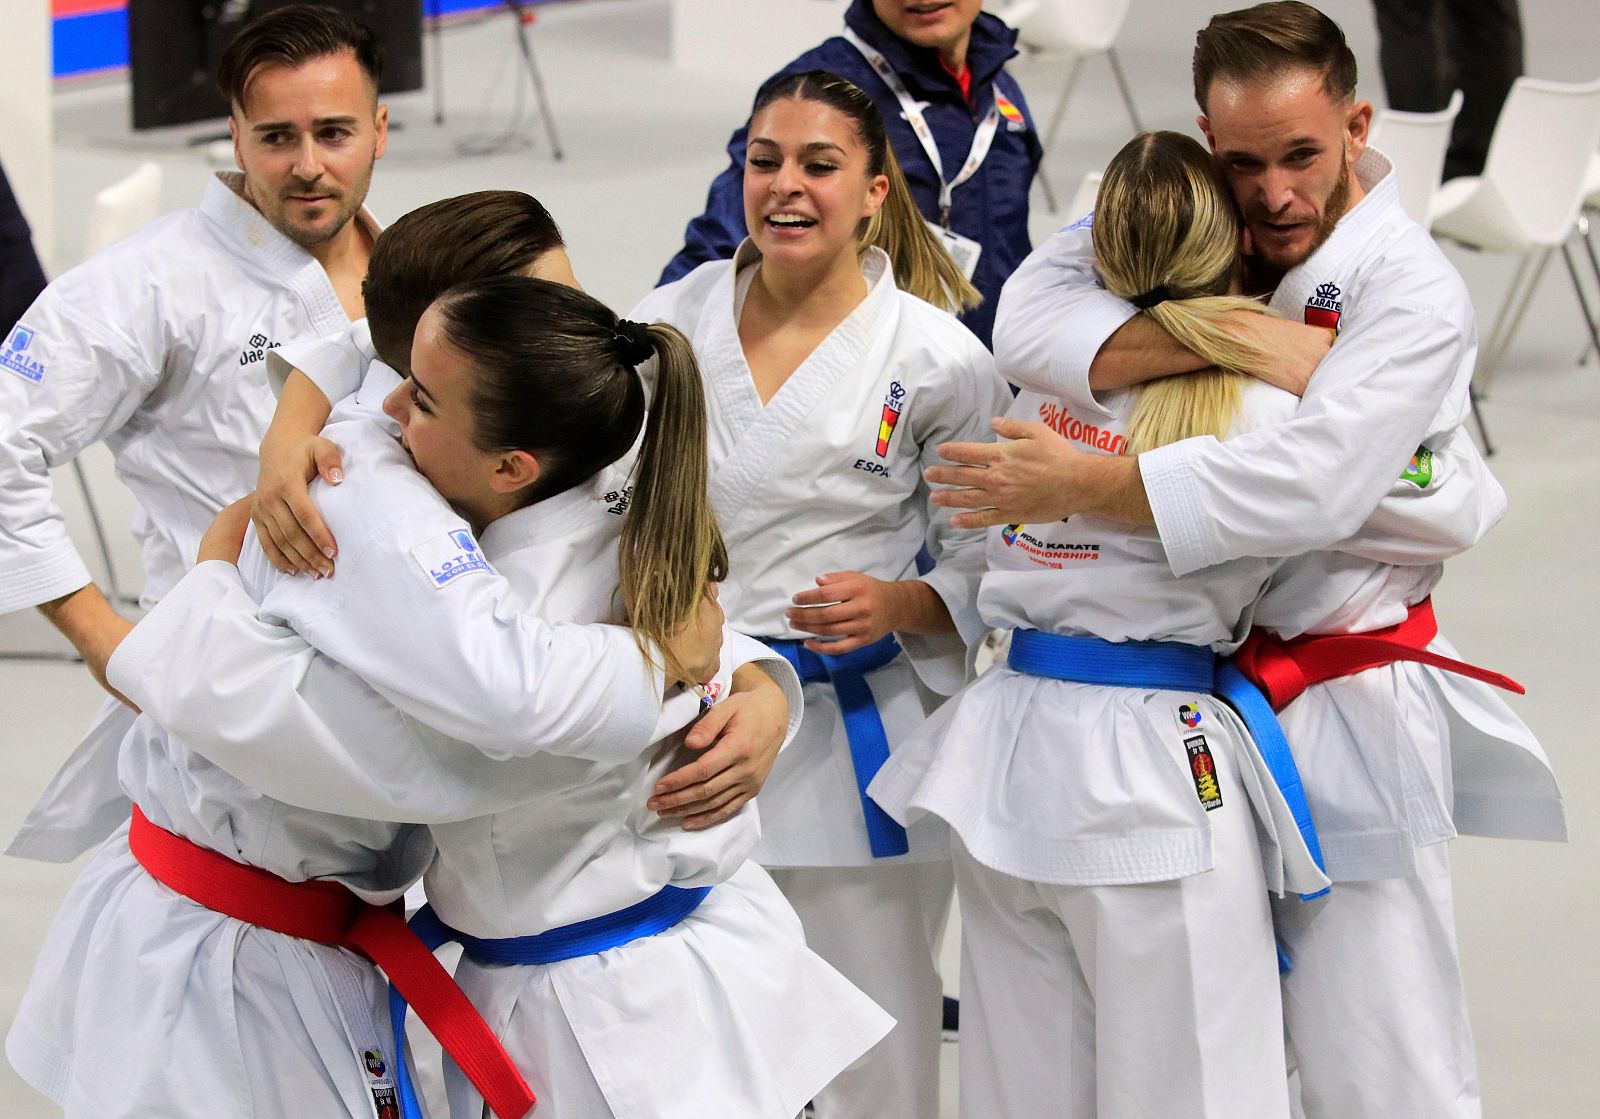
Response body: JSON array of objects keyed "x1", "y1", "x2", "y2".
[
  {"x1": 408, "y1": 371, "x2": 437, "y2": 403},
  {"x1": 748, "y1": 137, "x2": 847, "y2": 155},
  {"x1": 250, "y1": 115, "x2": 360, "y2": 133}
]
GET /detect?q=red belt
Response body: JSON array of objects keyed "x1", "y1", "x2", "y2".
[
  {"x1": 1231, "y1": 598, "x2": 1525, "y2": 713},
  {"x1": 129, "y1": 807, "x2": 535, "y2": 1119}
]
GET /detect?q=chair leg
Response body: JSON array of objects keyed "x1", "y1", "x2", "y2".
[
  {"x1": 1560, "y1": 241, "x2": 1600, "y2": 364},
  {"x1": 1040, "y1": 56, "x2": 1084, "y2": 159},
  {"x1": 1468, "y1": 383, "x2": 1495, "y2": 457},
  {"x1": 1105, "y1": 47, "x2": 1143, "y2": 133},
  {"x1": 1475, "y1": 252, "x2": 1533, "y2": 394},
  {"x1": 1479, "y1": 248, "x2": 1552, "y2": 394},
  {"x1": 72, "y1": 459, "x2": 132, "y2": 608},
  {"x1": 1577, "y1": 212, "x2": 1600, "y2": 366}
]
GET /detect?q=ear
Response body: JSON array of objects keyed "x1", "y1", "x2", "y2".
[
  {"x1": 1346, "y1": 99, "x2": 1373, "y2": 163},
  {"x1": 373, "y1": 103, "x2": 390, "y2": 161},
  {"x1": 863, "y1": 172, "x2": 890, "y2": 219},
  {"x1": 488, "y1": 448, "x2": 542, "y2": 496},
  {"x1": 228, "y1": 115, "x2": 244, "y2": 172},
  {"x1": 1197, "y1": 114, "x2": 1217, "y2": 152}
]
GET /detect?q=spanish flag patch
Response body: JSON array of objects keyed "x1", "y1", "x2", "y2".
[{"x1": 995, "y1": 92, "x2": 1025, "y2": 128}]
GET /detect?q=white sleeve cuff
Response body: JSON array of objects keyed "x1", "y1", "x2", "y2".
[
  {"x1": 0, "y1": 542, "x2": 93, "y2": 616},
  {"x1": 1139, "y1": 439, "x2": 1226, "y2": 578}
]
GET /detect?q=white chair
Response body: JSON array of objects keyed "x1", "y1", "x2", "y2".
[
  {"x1": 76, "y1": 163, "x2": 163, "y2": 609},
  {"x1": 1430, "y1": 77, "x2": 1600, "y2": 450},
  {"x1": 1369, "y1": 89, "x2": 1462, "y2": 226},
  {"x1": 991, "y1": 0, "x2": 1140, "y2": 212}
]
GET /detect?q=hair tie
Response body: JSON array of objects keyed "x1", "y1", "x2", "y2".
[
  {"x1": 612, "y1": 319, "x2": 655, "y2": 366},
  {"x1": 1129, "y1": 285, "x2": 1172, "y2": 310}
]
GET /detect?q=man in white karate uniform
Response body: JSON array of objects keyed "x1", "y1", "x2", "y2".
[
  {"x1": 0, "y1": 4, "x2": 386, "y2": 860},
  {"x1": 930, "y1": 4, "x2": 1563, "y2": 1116}
]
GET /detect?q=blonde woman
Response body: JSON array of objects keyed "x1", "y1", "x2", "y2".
[
  {"x1": 632, "y1": 71, "x2": 1010, "y2": 1119},
  {"x1": 870, "y1": 130, "x2": 1329, "y2": 1119}
]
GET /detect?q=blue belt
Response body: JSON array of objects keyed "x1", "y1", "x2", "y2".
[
  {"x1": 390, "y1": 885, "x2": 710, "y2": 1118},
  {"x1": 1008, "y1": 628, "x2": 1328, "y2": 902},
  {"x1": 759, "y1": 633, "x2": 909, "y2": 858}
]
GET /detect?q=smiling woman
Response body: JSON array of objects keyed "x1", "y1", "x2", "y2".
[{"x1": 631, "y1": 68, "x2": 1011, "y2": 1119}]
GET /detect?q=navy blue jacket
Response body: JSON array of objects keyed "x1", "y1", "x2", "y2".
[
  {"x1": 658, "y1": 0, "x2": 1042, "y2": 348},
  {"x1": 1, "y1": 160, "x2": 46, "y2": 336}
]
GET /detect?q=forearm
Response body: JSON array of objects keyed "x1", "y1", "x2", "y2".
[
  {"x1": 260, "y1": 369, "x2": 333, "y2": 459},
  {"x1": 887, "y1": 579, "x2": 956, "y2": 636},
  {"x1": 1087, "y1": 316, "x2": 1209, "y2": 392},
  {"x1": 38, "y1": 583, "x2": 133, "y2": 663}
]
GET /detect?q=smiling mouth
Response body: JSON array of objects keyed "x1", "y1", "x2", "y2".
[{"x1": 766, "y1": 214, "x2": 817, "y2": 230}]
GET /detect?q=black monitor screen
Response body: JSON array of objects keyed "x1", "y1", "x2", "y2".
[{"x1": 129, "y1": 1, "x2": 423, "y2": 131}]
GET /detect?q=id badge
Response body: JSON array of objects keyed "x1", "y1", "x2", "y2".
[{"x1": 928, "y1": 221, "x2": 983, "y2": 280}]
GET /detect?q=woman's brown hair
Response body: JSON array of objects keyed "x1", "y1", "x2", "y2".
[
  {"x1": 431, "y1": 277, "x2": 726, "y2": 683},
  {"x1": 752, "y1": 71, "x2": 982, "y2": 315}
]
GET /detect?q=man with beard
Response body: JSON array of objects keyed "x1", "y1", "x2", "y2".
[
  {"x1": 0, "y1": 4, "x2": 387, "y2": 862},
  {"x1": 927, "y1": 3, "x2": 1562, "y2": 1116}
]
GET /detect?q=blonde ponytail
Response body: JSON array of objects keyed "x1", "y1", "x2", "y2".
[
  {"x1": 618, "y1": 323, "x2": 729, "y2": 684},
  {"x1": 1092, "y1": 131, "x2": 1280, "y2": 455}
]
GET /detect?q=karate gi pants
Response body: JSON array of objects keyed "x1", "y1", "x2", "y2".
[
  {"x1": 949, "y1": 727, "x2": 1289, "y2": 1119},
  {"x1": 768, "y1": 860, "x2": 954, "y2": 1119},
  {"x1": 1277, "y1": 840, "x2": 1479, "y2": 1119}
]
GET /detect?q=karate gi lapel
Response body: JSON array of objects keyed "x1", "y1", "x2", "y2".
[
  {"x1": 198, "y1": 171, "x2": 376, "y2": 338},
  {"x1": 1270, "y1": 149, "x2": 1400, "y2": 324},
  {"x1": 705, "y1": 242, "x2": 898, "y2": 529}
]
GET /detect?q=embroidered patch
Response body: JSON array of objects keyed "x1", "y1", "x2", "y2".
[
  {"x1": 1001, "y1": 523, "x2": 1023, "y2": 546},
  {"x1": 411, "y1": 528, "x2": 492, "y2": 588},
  {"x1": 1304, "y1": 281, "x2": 1342, "y2": 332},
  {"x1": 1178, "y1": 703, "x2": 1203, "y2": 728},
  {"x1": 1, "y1": 323, "x2": 46, "y2": 383},
  {"x1": 1185, "y1": 734, "x2": 1223, "y2": 810},
  {"x1": 1062, "y1": 210, "x2": 1094, "y2": 233},
  {"x1": 1401, "y1": 446, "x2": 1435, "y2": 489},
  {"x1": 359, "y1": 1047, "x2": 399, "y2": 1119},
  {"x1": 237, "y1": 329, "x2": 281, "y2": 368},
  {"x1": 995, "y1": 92, "x2": 1026, "y2": 131},
  {"x1": 875, "y1": 380, "x2": 906, "y2": 457}
]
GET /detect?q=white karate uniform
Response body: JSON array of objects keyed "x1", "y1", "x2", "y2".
[
  {"x1": 992, "y1": 147, "x2": 1563, "y2": 1119},
  {"x1": 870, "y1": 378, "x2": 1317, "y2": 1119},
  {"x1": 632, "y1": 243, "x2": 1012, "y2": 1119},
  {"x1": 7, "y1": 372, "x2": 696, "y2": 1119},
  {"x1": 108, "y1": 363, "x2": 892, "y2": 1119},
  {"x1": 0, "y1": 171, "x2": 373, "y2": 864}
]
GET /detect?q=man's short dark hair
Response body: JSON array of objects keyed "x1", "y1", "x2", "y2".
[
  {"x1": 1192, "y1": 2, "x2": 1357, "y2": 112},
  {"x1": 216, "y1": 4, "x2": 382, "y2": 113},
  {"x1": 364, "y1": 191, "x2": 567, "y2": 374}
]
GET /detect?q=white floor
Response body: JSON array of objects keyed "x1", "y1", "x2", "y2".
[{"x1": 4, "y1": 1, "x2": 1598, "y2": 1115}]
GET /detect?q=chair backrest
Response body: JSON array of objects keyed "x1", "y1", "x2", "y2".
[
  {"x1": 1370, "y1": 89, "x2": 1462, "y2": 224},
  {"x1": 83, "y1": 162, "x2": 162, "y2": 258},
  {"x1": 1584, "y1": 150, "x2": 1600, "y2": 209},
  {"x1": 1005, "y1": 0, "x2": 1132, "y2": 55},
  {"x1": 1479, "y1": 76, "x2": 1600, "y2": 245},
  {"x1": 1067, "y1": 170, "x2": 1104, "y2": 224}
]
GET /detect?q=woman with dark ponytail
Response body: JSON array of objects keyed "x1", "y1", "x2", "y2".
[
  {"x1": 633, "y1": 69, "x2": 1010, "y2": 1119},
  {"x1": 29, "y1": 246, "x2": 892, "y2": 1113}
]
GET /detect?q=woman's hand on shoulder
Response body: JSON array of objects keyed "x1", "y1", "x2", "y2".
[{"x1": 252, "y1": 433, "x2": 344, "y2": 577}]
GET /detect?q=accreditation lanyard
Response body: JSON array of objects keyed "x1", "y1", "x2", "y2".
[{"x1": 843, "y1": 27, "x2": 1000, "y2": 230}]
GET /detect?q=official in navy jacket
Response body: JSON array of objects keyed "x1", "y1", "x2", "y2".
[{"x1": 658, "y1": 0, "x2": 1042, "y2": 348}]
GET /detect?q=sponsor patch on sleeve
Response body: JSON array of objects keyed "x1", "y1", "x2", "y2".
[
  {"x1": 1400, "y1": 445, "x2": 1435, "y2": 489},
  {"x1": 1, "y1": 324, "x2": 47, "y2": 384},
  {"x1": 1062, "y1": 210, "x2": 1094, "y2": 233},
  {"x1": 1185, "y1": 734, "x2": 1223, "y2": 811},
  {"x1": 410, "y1": 528, "x2": 492, "y2": 588}
]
